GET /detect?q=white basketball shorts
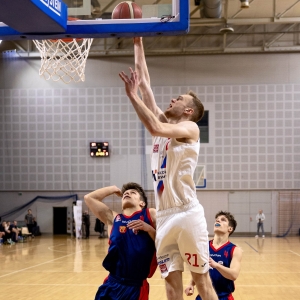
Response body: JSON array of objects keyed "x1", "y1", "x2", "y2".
[{"x1": 156, "y1": 199, "x2": 209, "y2": 278}]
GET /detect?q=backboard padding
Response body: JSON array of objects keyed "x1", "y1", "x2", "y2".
[{"x1": 0, "y1": 0, "x2": 189, "y2": 40}]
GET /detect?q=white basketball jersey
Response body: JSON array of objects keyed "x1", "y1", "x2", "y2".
[{"x1": 151, "y1": 136, "x2": 200, "y2": 211}]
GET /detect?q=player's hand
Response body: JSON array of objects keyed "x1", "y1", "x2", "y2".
[
  {"x1": 119, "y1": 67, "x2": 139, "y2": 96},
  {"x1": 184, "y1": 285, "x2": 194, "y2": 296},
  {"x1": 111, "y1": 186, "x2": 122, "y2": 197},
  {"x1": 127, "y1": 219, "x2": 152, "y2": 232},
  {"x1": 209, "y1": 257, "x2": 218, "y2": 268}
]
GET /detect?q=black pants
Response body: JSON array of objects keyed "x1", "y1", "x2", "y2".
[
  {"x1": 85, "y1": 225, "x2": 90, "y2": 238},
  {"x1": 27, "y1": 224, "x2": 34, "y2": 234}
]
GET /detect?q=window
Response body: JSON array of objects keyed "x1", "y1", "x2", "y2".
[{"x1": 197, "y1": 111, "x2": 209, "y2": 143}]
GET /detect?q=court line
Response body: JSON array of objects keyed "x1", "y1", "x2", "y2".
[
  {"x1": 3, "y1": 242, "x2": 56, "y2": 253},
  {"x1": 244, "y1": 241, "x2": 258, "y2": 253},
  {"x1": 0, "y1": 251, "x2": 83, "y2": 279},
  {"x1": 48, "y1": 243, "x2": 72, "y2": 252},
  {"x1": 289, "y1": 250, "x2": 300, "y2": 256},
  {"x1": 237, "y1": 285, "x2": 300, "y2": 287}
]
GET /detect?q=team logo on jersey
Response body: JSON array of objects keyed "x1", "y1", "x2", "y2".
[
  {"x1": 119, "y1": 226, "x2": 127, "y2": 233},
  {"x1": 159, "y1": 263, "x2": 168, "y2": 273},
  {"x1": 115, "y1": 215, "x2": 121, "y2": 222},
  {"x1": 224, "y1": 250, "x2": 228, "y2": 258},
  {"x1": 153, "y1": 144, "x2": 159, "y2": 153}
]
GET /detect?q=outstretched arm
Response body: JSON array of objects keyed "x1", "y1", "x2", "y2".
[
  {"x1": 209, "y1": 246, "x2": 242, "y2": 281},
  {"x1": 134, "y1": 37, "x2": 167, "y2": 122},
  {"x1": 84, "y1": 186, "x2": 122, "y2": 227},
  {"x1": 119, "y1": 68, "x2": 199, "y2": 142}
]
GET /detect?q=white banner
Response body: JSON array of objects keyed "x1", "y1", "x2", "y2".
[{"x1": 73, "y1": 200, "x2": 83, "y2": 239}]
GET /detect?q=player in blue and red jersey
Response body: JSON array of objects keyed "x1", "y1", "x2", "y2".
[
  {"x1": 84, "y1": 182, "x2": 157, "y2": 300},
  {"x1": 185, "y1": 211, "x2": 242, "y2": 300}
]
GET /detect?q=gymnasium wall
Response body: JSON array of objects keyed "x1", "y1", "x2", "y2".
[{"x1": 0, "y1": 52, "x2": 299, "y2": 234}]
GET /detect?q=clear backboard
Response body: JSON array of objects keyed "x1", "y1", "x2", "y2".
[
  {"x1": 0, "y1": 0, "x2": 189, "y2": 40},
  {"x1": 194, "y1": 164, "x2": 207, "y2": 189}
]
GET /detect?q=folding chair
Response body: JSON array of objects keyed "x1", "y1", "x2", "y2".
[{"x1": 21, "y1": 227, "x2": 32, "y2": 242}]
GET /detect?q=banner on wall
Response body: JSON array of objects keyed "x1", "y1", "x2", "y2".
[{"x1": 73, "y1": 200, "x2": 83, "y2": 239}]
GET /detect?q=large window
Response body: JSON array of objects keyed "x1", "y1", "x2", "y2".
[{"x1": 197, "y1": 111, "x2": 209, "y2": 143}]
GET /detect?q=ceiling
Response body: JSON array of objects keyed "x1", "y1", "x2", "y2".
[{"x1": 2, "y1": 0, "x2": 300, "y2": 57}]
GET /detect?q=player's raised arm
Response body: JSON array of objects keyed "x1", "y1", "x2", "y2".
[
  {"x1": 134, "y1": 37, "x2": 167, "y2": 122},
  {"x1": 84, "y1": 186, "x2": 122, "y2": 227},
  {"x1": 119, "y1": 68, "x2": 199, "y2": 142}
]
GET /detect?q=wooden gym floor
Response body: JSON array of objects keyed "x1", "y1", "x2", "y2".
[{"x1": 0, "y1": 235, "x2": 299, "y2": 300}]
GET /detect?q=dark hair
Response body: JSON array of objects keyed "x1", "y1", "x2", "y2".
[
  {"x1": 121, "y1": 182, "x2": 148, "y2": 209},
  {"x1": 215, "y1": 211, "x2": 237, "y2": 236},
  {"x1": 187, "y1": 90, "x2": 205, "y2": 123}
]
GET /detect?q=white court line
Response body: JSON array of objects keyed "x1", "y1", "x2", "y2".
[
  {"x1": 48, "y1": 243, "x2": 71, "y2": 252},
  {"x1": 237, "y1": 285, "x2": 300, "y2": 287},
  {"x1": 3, "y1": 242, "x2": 56, "y2": 254},
  {"x1": 289, "y1": 250, "x2": 300, "y2": 256},
  {"x1": 0, "y1": 251, "x2": 83, "y2": 279},
  {"x1": 240, "y1": 271, "x2": 300, "y2": 273}
]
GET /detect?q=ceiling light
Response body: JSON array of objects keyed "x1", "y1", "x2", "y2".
[
  {"x1": 240, "y1": 0, "x2": 250, "y2": 8},
  {"x1": 219, "y1": 24, "x2": 234, "y2": 33}
]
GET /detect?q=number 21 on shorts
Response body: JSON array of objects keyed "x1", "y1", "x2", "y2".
[{"x1": 185, "y1": 253, "x2": 200, "y2": 267}]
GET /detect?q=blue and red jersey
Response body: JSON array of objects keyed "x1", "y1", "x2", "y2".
[
  {"x1": 196, "y1": 240, "x2": 236, "y2": 300},
  {"x1": 102, "y1": 208, "x2": 157, "y2": 283}
]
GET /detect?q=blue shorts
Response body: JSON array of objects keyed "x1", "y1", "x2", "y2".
[{"x1": 95, "y1": 275, "x2": 149, "y2": 300}]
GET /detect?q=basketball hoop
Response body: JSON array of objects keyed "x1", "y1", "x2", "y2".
[{"x1": 33, "y1": 37, "x2": 93, "y2": 84}]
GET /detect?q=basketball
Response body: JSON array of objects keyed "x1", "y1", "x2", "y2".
[{"x1": 112, "y1": 1, "x2": 142, "y2": 19}]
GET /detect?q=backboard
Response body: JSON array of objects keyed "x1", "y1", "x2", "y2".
[
  {"x1": 194, "y1": 164, "x2": 207, "y2": 189},
  {"x1": 0, "y1": 0, "x2": 189, "y2": 40}
]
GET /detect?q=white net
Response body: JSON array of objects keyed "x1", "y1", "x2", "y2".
[{"x1": 33, "y1": 38, "x2": 93, "y2": 84}]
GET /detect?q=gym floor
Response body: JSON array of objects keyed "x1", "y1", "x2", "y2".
[{"x1": 0, "y1": 235, "x2": 299, "y2": 300}]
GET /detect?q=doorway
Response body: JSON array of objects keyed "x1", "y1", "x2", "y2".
[{"x1": 53, "y1": 207, "x2": 67, "y2": 234}]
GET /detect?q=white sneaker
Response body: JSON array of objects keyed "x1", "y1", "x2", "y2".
[
  {"x1": 255, "y1": 235, "x2": 258, "y2": 238},
  {"x1": 262, "y1": 235, "x2": 265, "y2": 238}
]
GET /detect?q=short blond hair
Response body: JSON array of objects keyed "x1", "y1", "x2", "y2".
[{"x1": 187, "y1": 90, "x2": 204, "y2": 123}]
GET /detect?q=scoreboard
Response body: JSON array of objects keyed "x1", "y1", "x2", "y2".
[{"x1": 90, "y1": 142, "x2": 109, "y2": 157}]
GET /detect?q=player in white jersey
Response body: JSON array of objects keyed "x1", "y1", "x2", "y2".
[{"x1": 119, "y1": 37, "x2": 217, "y2": 300}]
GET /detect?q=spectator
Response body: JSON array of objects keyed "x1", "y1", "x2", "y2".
[
  {"x1": 94, "y1": 218, "x2": 105, "y2": 238},
  {"x1": 255, "y1": 209, "x2": 265, "y2": 238},
  {"x1": 0, "y1": 221, "x2": 14, "y2": 245},
  {"x1": 32, "y1": 218, "x2": 41, "y2": 236},
  {"x1": 0, "y1": 221, "x2": 6, "y2": 242},
  {"x1": 9, "y1": 220, "x2": 21, "y2": 242},
  {"x1": 82, "y1": 210, "x2": 90, "y2": 239},
  {"x1": 25, "y1": 209, "x2": 35, "y2": 237}
]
